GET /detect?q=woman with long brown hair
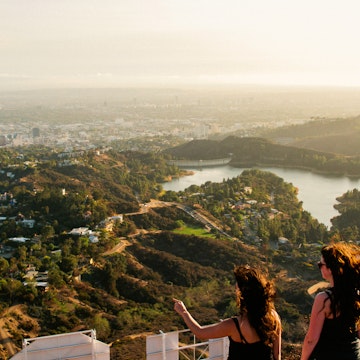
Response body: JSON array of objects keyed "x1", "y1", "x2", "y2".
[
  {"x1": 173, "y1": 265, "x2": 281, "y2": 359},
  {"x1": 301, "y1": 242, "x2": 360, "y2": 360}
]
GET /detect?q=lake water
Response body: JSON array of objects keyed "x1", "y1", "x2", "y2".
[{"x1": 162, "y1": 165, "x2": 360, "y2": 228}]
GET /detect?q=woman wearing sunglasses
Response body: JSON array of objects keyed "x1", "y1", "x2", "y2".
[{"x1": 301, "y1": 242, "x2": 360, "y2": 360}]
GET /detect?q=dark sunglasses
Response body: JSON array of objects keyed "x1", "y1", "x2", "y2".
[{"x1": 317, "y1": 262, "x2": 326, "y2": 269}]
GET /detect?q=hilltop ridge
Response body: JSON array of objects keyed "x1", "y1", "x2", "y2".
[{"x1": 164, "y1": 135, "x2": 360, "y2": 176}]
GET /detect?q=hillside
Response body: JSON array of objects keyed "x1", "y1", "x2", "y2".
[
  {"x1": 0, "y1": 148, "x2": 356, "y2": 359},
  {"x1": 259, "y1": 116, "x2": 360, "y2": 156},
  {"x1": 164, "y1": 135, "x2": 360, "y2": 176},
  {"x1": 289, "y1": 132, "x2": 360, "y2": 156}
]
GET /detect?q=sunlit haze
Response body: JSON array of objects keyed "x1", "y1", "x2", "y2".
[{"x1": 1, "y1": 0, "x2": 360, "y2": 90}]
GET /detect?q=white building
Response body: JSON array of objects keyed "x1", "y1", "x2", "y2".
[
  {"x1": 8, "y1": 237, "x2": 30, "y2": 243},
  {"x1": 69, "y1": 227, "x2": 90, "y2": 236}
]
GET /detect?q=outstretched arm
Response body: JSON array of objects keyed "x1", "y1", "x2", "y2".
[{"x1": 173, "y1": 298, "x2": 232, "y2": 340}]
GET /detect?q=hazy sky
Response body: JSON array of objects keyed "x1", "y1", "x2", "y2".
[{"x1": 1, "y1": 0, "x2": 360, "y2": 90}]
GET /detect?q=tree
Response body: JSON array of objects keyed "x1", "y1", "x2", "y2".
[
  {"x1": 60, "y1": 255, "x2": 78, "y2": 274},
  {"x1": 0, "y1": 278, "x2": 23, "y2": 304},
  {"x1": 16, "y1": 245, "x2": 28, "y2": 263},
  {"x1": 23, "y1": 282, "x2": 38, "y2": 303},
  {"x1": 161, "y1": 191, "x2": 179, "y2": 202},
  {"x1": 102, "y1": 262, "x2": 119, "y2": 297},
  {"x1": 93, "y1": 314, "x2": 111, "y2": 340},
  {"x1": 0, "y1": 257, "x2": 9, "y2": 276},
  {"x1": 113, "y1": 218, "x2": 137, "y2": 236},
  {"x1": 48, "y1": 268, "x2": 65, "y2": 288},
  {"x1": 175, "y1": 220, "x2": 185, "y2": 229},
  {"x1": 41, "y1": 225, "x2": 55, "y2": 241}
]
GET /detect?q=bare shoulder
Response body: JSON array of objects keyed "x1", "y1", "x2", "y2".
[
  {"x1": 312, "y1": 291, "x2": 331, "y2": 313},
  {"x1": 220, "y1": 317, "x2": 236, "y2": 328},
  {"x1": 224, "y1": 316, "x2": 248, "y2": 333},
  {"x1": 315, "y1": 290, "x2": 331, "y2": 302},
  {"x1": 215, "y1": 317, "x2": 239, "y2": 338}
]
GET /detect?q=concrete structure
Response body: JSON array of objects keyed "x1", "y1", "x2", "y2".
[
  {"x1": 10, "y1": 329, "x2": 110, "y2": 360},
  {"x1": 146, "y1": 329, "x2": 228, "y2": 359},
  {"x1": 167, "y1": 157, "x2": 231, "y2": 168}
]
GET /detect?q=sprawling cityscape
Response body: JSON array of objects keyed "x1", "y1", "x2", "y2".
[{"x1": 2, "y1": 87, "x2": 360, "y2": 152}]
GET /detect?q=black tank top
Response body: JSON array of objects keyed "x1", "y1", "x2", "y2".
[
  {"x1": 310, "y1": 290, "x2": 360, "y2": 360},
  {"x1": 227, "y1": 317, "x2": 272, "y2": 360}
]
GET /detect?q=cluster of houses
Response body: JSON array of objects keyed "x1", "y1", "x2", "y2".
[
  {"x1": 187, "y1": 185, "x2": 292, "y2": 248},
  {"x1": 0, "y1": 213, "x2": 36, "y2": 230},
  {"x1": 68, "y1": 227, "x2": 100, "y2": 243},
  {"x1": 23, "y1": 265, "x2": 49, "y2": 291},
  {"x1": 0, "y1": 204, "x2": 125, "y2": 288}
]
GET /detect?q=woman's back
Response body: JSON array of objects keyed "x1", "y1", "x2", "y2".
[
  {"x1": 310, "y1": 316, "x2": 360, "y2": 359},
  {"x1": 227, "y1": 317, "x2": 272, "y2": 360},
  {"x1": 310, "y1": 290, "x2": 360, "y2": 360}
]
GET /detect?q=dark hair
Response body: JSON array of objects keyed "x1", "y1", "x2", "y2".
[
  {"x1": 321, "y1": 242, "x2": 360, "y2": 332},
  {"x1": 234, "y1": 265, "x2": 279, "y2": 345}
]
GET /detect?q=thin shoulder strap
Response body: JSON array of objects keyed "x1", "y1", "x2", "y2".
[
  {"x1": 324, "y1": 288, "x2": 335, "y2": 313},
  {"x1": 324, "y1": 288, "x2": 333, "y2": 302},
  {"x1": 232, "y1": 317, "x2": 248, "y2": 344}
]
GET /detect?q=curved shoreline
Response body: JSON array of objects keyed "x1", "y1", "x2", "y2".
[
  {"x1": 167, "y1": 157, "x2": 360, "y2": 178},
  {"x1": 229, "y1": 161, "x2": 360, "y2": 179}
]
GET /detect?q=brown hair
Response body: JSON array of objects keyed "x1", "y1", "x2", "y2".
[
  {"x1": 321, "y1": 242, "x2": 360, "y2": 332},
  {"x1": 234, "y1": 265, "x2": 280, "y2": 345}
]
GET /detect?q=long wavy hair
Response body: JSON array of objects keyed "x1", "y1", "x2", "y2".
[
  {"x1": 234, "y1": 265, "x2": 279, "y2": 345},
  {"x1": 321, "y1": 242, "x2": 360, "y2": 332}
]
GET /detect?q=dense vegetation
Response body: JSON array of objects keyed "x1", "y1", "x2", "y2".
[{"x1": 0, "y1": 146, "x2": 359, "y2": 359}]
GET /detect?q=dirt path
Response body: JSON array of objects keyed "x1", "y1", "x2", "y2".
[
  {"x1": 103, "y1": 239, "x2": 131, "y2": 256},
  {"x1": 0, "y1": 305, "x2": 23, "y2": 358},
  {"x1": 0, "y1": 325, "x2": 17, "y2": 358}
]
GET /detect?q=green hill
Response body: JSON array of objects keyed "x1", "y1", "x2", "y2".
[{"x1": 164, "y1": 135, "x2": 360, "y2": 176}]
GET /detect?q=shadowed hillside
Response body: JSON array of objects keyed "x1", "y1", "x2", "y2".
[
  {"x1": 259, "y1": 116, "x2": 360, "y2": 156},
  {"x1": 164, "y1": 135, "x2": 360, "y2": 176}
]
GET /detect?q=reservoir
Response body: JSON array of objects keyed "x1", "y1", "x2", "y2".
[{"x1": 162, "y1": 165, "x2": 360, "y2": 228}]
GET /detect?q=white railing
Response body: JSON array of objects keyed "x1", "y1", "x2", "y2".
[{"x1": 146, "y1": 329, "x2": 228, "y2": 360}]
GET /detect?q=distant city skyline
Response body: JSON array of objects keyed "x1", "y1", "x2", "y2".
[{"x1": 1, "y1": 0, "x2": 360, "y2": 90}]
